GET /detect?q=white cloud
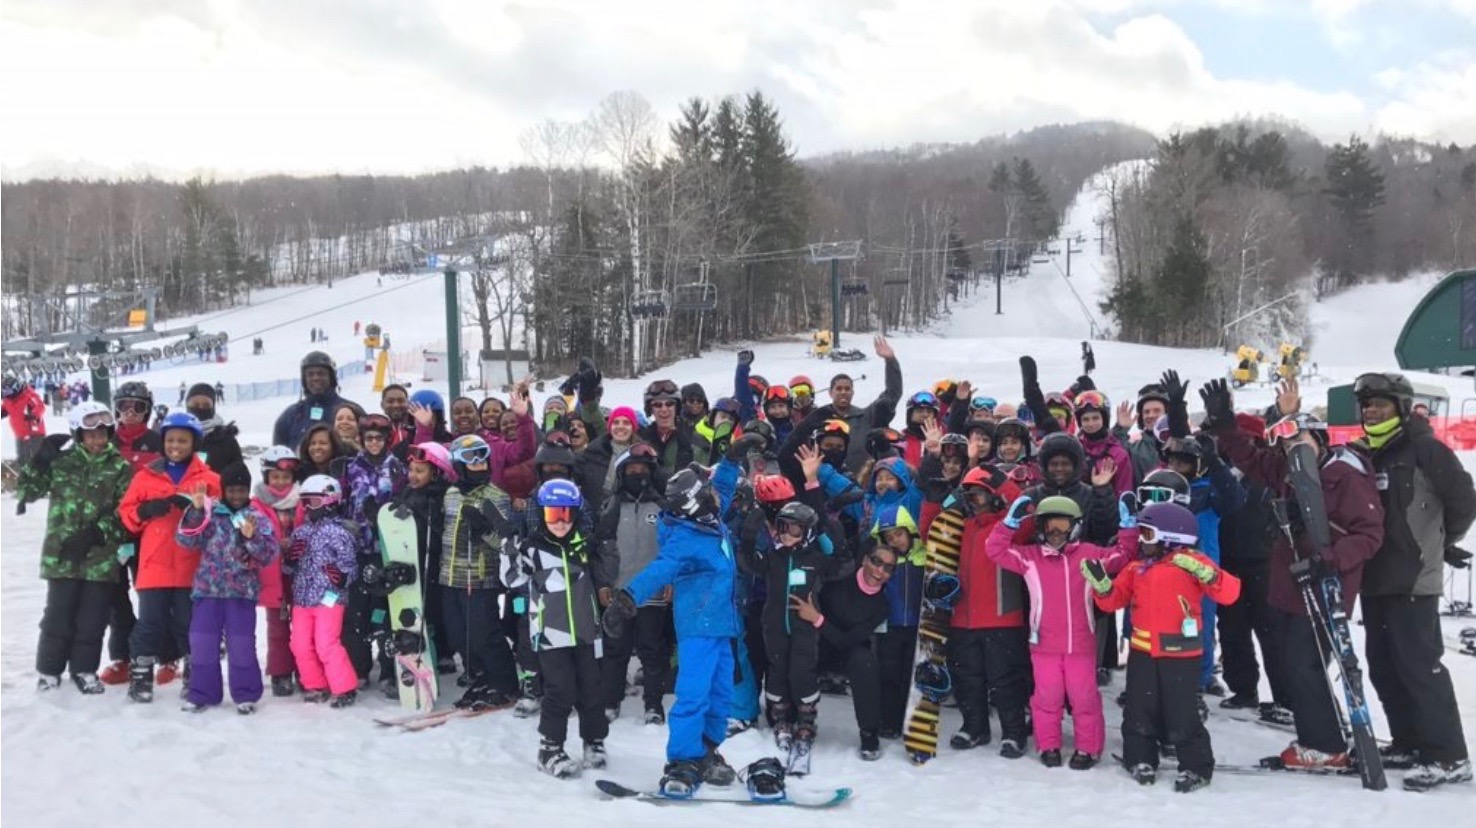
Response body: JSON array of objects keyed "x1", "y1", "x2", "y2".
[
  {"x1": 1373, "y1": 55, "x2": 1476, "y2": 145},
  {"x1": 0, "y1": 0, "x2": 1469, "y2": 179}
]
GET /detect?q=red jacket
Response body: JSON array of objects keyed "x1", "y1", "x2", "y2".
[
  {"x1": 119, "y1": 457, "x2": 221, "y2": 590},
  {"x1": 1095, "y1": 552, "x2": 1240, "y2": 658},
  {"x1": 2, "y1": 388, "x2": 47, "y2": 439},
  {"x1": 941, "y1": 477, "x2": 1026, "y2": 630},
  {"x1": 1216, "y1": 429, "x2": 1384, "y2": 615}
]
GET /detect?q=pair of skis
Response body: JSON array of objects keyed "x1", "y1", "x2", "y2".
[{"x1": 1273, "y1": 443, "x2": 1387, "y2": 791}]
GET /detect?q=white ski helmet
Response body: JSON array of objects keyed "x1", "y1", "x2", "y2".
[
  {"x1": 69, "y1": 401, "x2": 116, "y2": 436},
  {"x1": 299, "y1": 474, "x2": 342, "y2": 509},
  {"x1": 259, "y1": 445, "x2": 299, "y2": 474}
]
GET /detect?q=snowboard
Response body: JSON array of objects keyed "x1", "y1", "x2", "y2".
[
  {"x1": 901, "y1": 509, "x2": 965, "y2": 764},
  {"x1": 1280, "y1": 443, "x2": 1387, "y2": 792},
  {"x1": 595, "y1": 780, "x2": 851, "y2": 809},
  {"x1": 377, "y1": 508, "x2": 438, "y2": 712},
  {"x1": 372, "y1": 707, "x2": 500, "y2": 732}
]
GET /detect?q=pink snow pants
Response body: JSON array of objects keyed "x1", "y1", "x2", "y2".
[
  {"x1": 1030, "y1": 651, "x2": 1105, "y2": 755},
  {"x1": 290, "y1": 605, "x2": 357, "y2": 695}
]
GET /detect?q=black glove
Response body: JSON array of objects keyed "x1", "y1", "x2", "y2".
[
  {"x1": 737, "y1": 349, "x2": 754, "y2": 366},
  {"x1": 1020, "y1": 356, "x2": 1045, "y2": 410},
  {"x1": 136, "y1": 498, "x2": 175, "y2": 520},
  {"x1": 30, "y1": 433, "x2": 70, "y2": 473},
  {"x1": 1444, "y1": 545, "x2": 1472, "y2": 569},
  {"x1": 558, "y1": 376, "x2": 578, "y2": 397},
  {"x1": 324, "y1": 564, "x2": 347, "y2": 589},
  {"x1": 60, "y1": 525, "x2": 105, "y2": 560},
  {"x1": 1194, "y1": 433, "x2": 1223, "y2": 470},
  {"x1": 601, "y1": 589, "x2": 638, "y2": 637},
  {"x1": 726, "y1": 432, "x2": 766, "y2": 462},
  {"x1": 577, "y1": 357, "x2": 601, "y2": 391},
  {"x1": 1161, "y1": 369, "x2": 1188, "y2": 404},
  {"x1": 169, "y1": 494, "x2": 193, "y2": 510},
  {"x1": 740, "y1": 508, "x2": 768, "y2": 547},
  {"x1": 1198, "y1": 379, "x2": 1235, "y2": 432},
  {"x1": 1289, "y1": 550, "x2": 1330, "y2": 587}
]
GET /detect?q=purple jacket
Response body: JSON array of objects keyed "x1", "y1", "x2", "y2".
[
  {"x1": 177, "y1": 501, "x2": 278, "y2": 601},
  {"x1": 1080, "y1": 432, "x2": 1134, "y2": 495},
  {"x1": 343, "y1": 452, "x2": 408, "y2": 551},
  {"x1": 283, "y1": 516, "x2": 359, "y2": 608},
  {"x1": 413, "y1": 412, "x2": 537, "y2": 492}
]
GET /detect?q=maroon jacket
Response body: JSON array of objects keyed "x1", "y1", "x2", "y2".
[{"x1": 1216, "y1": 428, "x2": 1384, "y2": 615}]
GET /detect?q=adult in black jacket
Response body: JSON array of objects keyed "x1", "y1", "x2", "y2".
[
  {"x1": 272, "y1": 351, "x2": 349, "y2": 450},
  {"x1": 1215, "y1": 414, "x2": 1290, "y2": 717},
  {"x1": 184, "y1": 383, "x2": 243, "y2": 474},
  {"x1": 639, "y1": 387, "x2": 693, "y2": 477},
  {"x1": 797, "y1": 543, "x2": 895, "y2": 760},
  {"x1": 1021, "y1": 433, "x2": 1117, "y2": 545},
  {"x1": 1352, "y1": 373, "x2": 1475, "y2": 786},
  {"x1": 826, "y1": 337, "x2": 903, "y2": 474}
]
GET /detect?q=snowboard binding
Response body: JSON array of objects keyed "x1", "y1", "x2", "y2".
[
  {"x1": 360, "y1": 561, "x2": 417, "y2": 595},
  {"x1": 922, "y1": 573, "x2": 960, "y2": 611},
  {"x1": 744, "y1": 757, "x2": 787, "y2": 802},
  {"x1": 914, "y1": 661, "x2": 953, "y2": 704}
]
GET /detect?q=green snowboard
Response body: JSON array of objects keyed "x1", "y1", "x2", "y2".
[{"x1": 378, "y1": 508, "x2": 438, "y2": 712}]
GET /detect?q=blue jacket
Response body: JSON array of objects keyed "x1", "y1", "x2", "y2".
[
  {"x1": 871, "y1": 502, "x2": 926, "y2": 628},
  {"x1": 1187, "y1": 462, "x2": 1246, "y2": 564},
  {"x1": 626, "y1": 459, "x2": 741, "y2": 639}
]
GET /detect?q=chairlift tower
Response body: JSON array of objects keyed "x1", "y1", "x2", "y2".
[{"x1": 807, "y1": 241, "x2": 863, "y2": 348}]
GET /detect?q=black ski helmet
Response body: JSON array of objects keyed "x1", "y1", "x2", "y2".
[
  {"x1": 664, "y1": 466, "x2": 717, "y2": 519},
  {"x1": 300, "y1": 351, "x2": 338, "y2": 391},
  {"x1": 1036, "y1": 432, "x2": 1085, "y2": 478},
  {"x1": 1135, "y1": 384, "x2": 1171, "y2": 430},
  {"x1": 114, "y1": 380, "x2": 153, "y2": 409},
  {"x1": 1352, "y1": 372, "x2": 1414, "y2": 417},
  {"x1": 1159, "y1": 436, "x2": 1206, "y2": 477}
]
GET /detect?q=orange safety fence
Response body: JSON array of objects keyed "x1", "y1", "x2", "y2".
[{"x1": 1328, "y1": 415, "x2": 1476, "y2": 452}]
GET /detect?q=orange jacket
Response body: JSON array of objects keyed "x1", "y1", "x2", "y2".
[
  {"x1": 1094, "y1": 552, "x2": 1240, "y2": 658},
  {"x1": 119, "y1": 457, "x2": 221, "y2": 590}
]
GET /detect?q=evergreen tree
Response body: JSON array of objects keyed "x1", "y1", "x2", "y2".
[
  {"x1": 1156, "y1": 214, "x2": 1212, "y2": 345},
  {"x1": 1323, "y1": 134, "x2": 1385, "y2": 285},
  {"x1": 1013, "y1": 158, "x2": 1054, "y2": 240}
]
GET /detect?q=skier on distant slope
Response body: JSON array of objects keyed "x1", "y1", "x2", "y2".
[{"x1": 1200, "y1": 378, "x2": 1384, "y2": 773}]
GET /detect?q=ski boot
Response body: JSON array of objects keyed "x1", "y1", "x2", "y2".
[
  {"x1": 513, "y1": 674, "x2": 541, "y2": 718},
  {"x1": 998, "y1": 737, "x2": 1026, "y2": 759},
  {"x1": 701, "y1": 738, "x2": 737, "y2": 786},
  {"x1": 725, "y1": 717, "x2": 755, "y2": 737},
  {"x1": 744, "y1": 757, "x2": 786, "y2": 802},
  {"x1": 236, "y1": 702, "x2": 256, "y2": 715},
  {"x1": 1069, "y1": 751, "x2": 1100, "y2": 771},
  {"x1": 767, "y1": 699, "x2": 793, "y2": 751},
  {"x1": 582, "y1": 740, "x2": 607, "y2": 770},
  {"x1": 180, "y1": 699, "x2": 208, "y2": 713},
  {"x1": 538, "y1": 739, "x2": 579, "y2": 779},
  {"x1": 604, "y1": 704, "x2": 621, "y2": 723},
  {"x1": 1040, "y1": 748, "x2": 1063, "y2": 768},
  {"x1": 1129, "y1": 763, "x2": 1157, "y2": 785},
  {"x1": 377, "y1": 674, "x2": 397, "y2": 700},
  {"x1": 1278, "y1": 742, "x2": 1349, "y2": 770},
  {"x1": 99, "y1": 660, "x2": 130, "y2": 686},
  {"x1": 817, "y1": 672, "x2": 849, "y2": 696},
  {"x1": 127, "y1": 657, "x2": 155, "y2": 703},
  {"x1": 1219, "y1": 691, "x2": 1259, "y2": 710},
  {"x1": 1195, "y1": 693, "x2": 1209, "y2": 722},
  {"x1": 455, "y1": 680, "x2": 490, "y2": 710},
  {"x1": 71, "y1": 672, "x2": 104, "y2": 695},
  {"x1": 1173, "y1": 770, "x2": 1210, "y2": 792},
  {"x1": 1201, "y1": 680, "x2": 1226, "y2": 697},
  {"x1": 155, "y1": 660, "x2": 181, "y2": 686},
  {"x1": 329, "y1": 690, "x2": 358, "y2": 709},
  {"x1": 950, "y1": 729, "x2": 991, "y2": 750},
  {"x1": 1377, "y1": 743, "x2": 1420, "y2": 771},
  {"x1": 436, "y1": 656, "x2": 459, "y2": 675},
  {"x1": 1404, "y1": 759, "x2": 1472, "y2": 792},
  {"x1": 878, "y1": 726, "x2": 902, "y2": 740},
  {"x1": 859, "y1": 731, "x2": 881, "y2": 761},
  {"x1": 36, "y1": 674, "x2": 62, "y2": 692},
  {"x1": 270, "y1": 675, "x2": 296, "y2": 697},
  {"x1": 644, "y1": 704, "x2": 665, "y2": 725},
  {"x1": 659, "y1": 759, "x2": 703, "y2": 799},
  {"x1": 1096, "y1": 667, "x2": 1111, "y2": 687},
  {"x1": 301, "y1": 689, "x2": 331, "y2": 703}
]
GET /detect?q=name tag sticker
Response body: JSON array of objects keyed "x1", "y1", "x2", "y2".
[
  {"x1": 1181, "y1": 618, "x2": 1198, "y2": 638},
  {"x1": 788, "y1": 569, "x2": 807, "y2": 587},
  {"x1": 309, "y1": 406, "x2": 324, "y2": 420}
]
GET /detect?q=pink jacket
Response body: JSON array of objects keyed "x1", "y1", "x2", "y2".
[
  {"x1": 1080, "y1": 432, "x2": 1134, "y2": 496},
  {"x1": 985, "y1": 521, "x2": 1136, "y2": 656}
]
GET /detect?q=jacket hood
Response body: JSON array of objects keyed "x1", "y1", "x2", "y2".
[{"x1": 867, "y1": 456, "x2": 915, "y2": 495}]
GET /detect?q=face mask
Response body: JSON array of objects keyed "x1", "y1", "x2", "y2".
[
  {"x1": 821, "y1": 448, "x2": 846, "y2": 468},
  {"x1": 188, "y1": 405, "x2": 214, "y2": 421},
  {"x1": 620, "y1": 474, "x2": 649, "y2": 496},
  {"x1": 459, "y1": 466, "x2": 490, "y2": 487}
]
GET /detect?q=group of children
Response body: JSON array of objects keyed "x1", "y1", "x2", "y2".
[{"x1": 17, "y1": 348, "x2": 1249, "y2": 799}]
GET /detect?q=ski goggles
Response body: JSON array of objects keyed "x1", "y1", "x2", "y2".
[
  {"x1": 774, "y1": 517, "x2": 809, "y2": 540},
  {"x1": 764, "y1": 386, "x2": 792, "y2": 404},
  {"x1": 450, "y1": 443, "x2": 491, "y2": 466},
  {"x1": 865, "y1": 552, "x2": 898, "y2": 574},
  {"x1": 1264, "y1": 416, "x2": 1324, "y2": 446},
  {"x1": 1138, "y1": 524, "x2": 1196, "y2": 547},
  {"x1": 819, "y1": 419, "x2": 851, "y2": 437},
  {"x1": 1352, "y1": 373, "x2": 1401, "y2": 399},
  {"x1": 407, "y1": 445, "x2": 436, "y2": 465},
  {"x1": 115, "y1": 399, "x2": 150, "y2": 415},
  {"x1": 790, "y1": 382, "x2": 814, "y2": 401},
  {"x1": 1074, "y1": 390, "x2": 1108, "y2": 410},
  {"x1": 359, "y1": 413, "x2": 391, "y2": 433},
  {"x1": 908, "y1": 391, "x2": 939, "y2": 409},
  {"x1": 542, "y1": 506, "x2": 575, "y2": 525},
  {"x1": 263, "y1": 456, "x2": 301, "y2": 473},
  {"x1": 646, "y1": 380, "x2": 678, "y2": 397},
  {"x1": 969, "y1": 395, "x2": 998, "y2": 413},
  {"x1": 78, "y1": 410, "x2": 115, "y2": 430},
  {"x1": 300, "y1": 492, "x2": 340, "y2": 510},
  {"x1": 1136, "y1": 484, "x2": 1189, "y2": 506}
]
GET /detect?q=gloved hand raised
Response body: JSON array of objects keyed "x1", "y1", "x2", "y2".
[
  {"x1": 1118, "y1": 491, "x2": 1140, "y2": 529},
  {"x1": 1003, "y1": 495, "x2": 1033, "y2": 530},
  {"x1": 1081, "y1": 559, "x2": 1113, "y2": 595},
  {"x1": 1170, "y1": 552, "x2": 1218, "y2": 584}
]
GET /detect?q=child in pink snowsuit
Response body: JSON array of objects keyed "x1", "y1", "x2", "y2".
[
  {"x1": 281, "y1": 476, "x2": 360, "y2": 706},
  {"x1": 986, "y1": 494, "x2": 1136, "y2": 767}
]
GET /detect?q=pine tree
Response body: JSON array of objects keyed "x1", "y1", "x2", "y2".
[
  {"x1": 1323, "y1": 135, "x2": 1385, "y2": 285},
  {"x1": 1155, "y1": 214, "x2": 1212, "y2": 346},
  {"x1": 1013, "y1": 158, "x2": 1054, "y2": 240}
]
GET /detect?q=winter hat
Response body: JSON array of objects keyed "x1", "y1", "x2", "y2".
[
  {"x1": 186, "y1": 382, "x2": 216, "y2": 403},
  {"x1": 681, "y1": 383, "x2": 708, "y2": 405},
  {"x1": 544, "y1": 396, "x2": 569, "y2": 414},
  {"x1": 220, "y1": 461, "x2": 252, "y2": 490},
  {"x1": 1236, "y1": 412, "x2": 1267, "y2": 439},
  {"x1": 608, "y1": 405, "x2": 639, "y2": 430}
]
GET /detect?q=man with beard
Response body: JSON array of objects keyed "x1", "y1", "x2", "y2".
[{"x1": 272, "y1": 351, "x2": 349, "y2": 449}]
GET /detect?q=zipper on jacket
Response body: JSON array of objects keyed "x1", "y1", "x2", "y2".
[
  {"x1": 1062, "y1": 558, "x2": 1072, "y2": 653},
  {"x1": 563, "y1": 544, "x2": 577, "y2": 642}
]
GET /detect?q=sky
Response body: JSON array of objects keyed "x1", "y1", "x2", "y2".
[{"x1": 2, "y1": 0, "x2": 1474, "y2": 181}]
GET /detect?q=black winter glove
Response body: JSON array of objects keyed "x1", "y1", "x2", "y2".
[
  {"x1": 30, "y1": 433, "x2": 70, "y2": 473},
  {"x1": 577, "y1": 357, "x2": 602, "y2": 391},
  {"x1": 1161, "y1": 369, "x2": 1188, "y2": 404},
  {"x1": 136, "y1": 498, "x2": 175, "y2": 520},
  {"x1": 60, "y1": 525, "x2": 105, "y2": 560},
  {"x1": 1195, "y1": 433, "x2": 1223, "y2": 470},
  {"x1": 737, "y1": 350, "x2": 754, "y2": 366},
  {"x1": 1289, "y1": 555, "x2": 1330, "y2": 588},
  {"x1": 1198, "y1": 379, "x2": 1235, "y2": 432},
  {"x1": 726, "y1": 432, "x2": 766, "y2": 462},
  {"x1": 1444, "y1": 545, "x2": 1472, "y2": 569},
  {"x1": 601, "y1": 589, "x2": 638, "y2": 637},
  {"x1": 740, "y1": 508, "x2": 768, "y2": 548}
]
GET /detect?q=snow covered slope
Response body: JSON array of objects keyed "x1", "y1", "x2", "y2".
[{"x1": 4, "y1": 171, "x2": 1473, "y2": 826}]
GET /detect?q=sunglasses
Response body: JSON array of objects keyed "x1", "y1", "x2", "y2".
[
  {"x1": 1136, "y1": 484, "x2": 1189, "y2": 506},
  {"x1": 362, "y1": 431, "x2": 387, "y2": 442},
  {"x1": 865, "y1": 553, "x2": 897, "y2": 574},
  {"x1": 79, "y1": 410, "x2": 116, "y2": 430},
  {"x1": 543, "y1": 506, "x2": 574, "y2": 525},
  {"x1": 651, "y1": 400, "x2": 677, "y2": 409},
  {"x1": 116, "y1": 399, "x2": 150, "y2": 415}
]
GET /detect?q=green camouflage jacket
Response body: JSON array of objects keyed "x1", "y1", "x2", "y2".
[{"x1": 17, "y1": 443, "x2": 134, "y2": 581}]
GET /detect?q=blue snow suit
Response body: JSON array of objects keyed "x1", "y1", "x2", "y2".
[
  {"x1": 625, "y1": 460, "x2": 740, "y2": 763},
  {"x1": 1188, "y1": 463, "x2": 1246, "y2": 688}
]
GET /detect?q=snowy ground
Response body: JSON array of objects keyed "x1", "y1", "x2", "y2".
[{"x1": 4, "y1": 172, "x2": 1474, "y2": 825}]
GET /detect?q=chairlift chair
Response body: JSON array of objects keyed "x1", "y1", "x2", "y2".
[
  {"x1": 671, "y1": 283, "x2": 718, "y2": 312},
  {"x1": 841, "y1": 277, "x2": 869, "y2": 296},
  {"x1": 630, "y1": 290, "x2": 670, "y2": 319},
  {"x1": 946, "y1": 270, "x2": 968, "y2": 283}
]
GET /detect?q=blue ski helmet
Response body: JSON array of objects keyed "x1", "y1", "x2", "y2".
[
  {"x1": 536, "y1": 478, "x2": 583, "y2": 508},
  {"x1": 409, "y1": 389, "x2": 445, "y2": 413},
  {"x1": 159, "y1": 412, "x2": 203, "y2": 445}
]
